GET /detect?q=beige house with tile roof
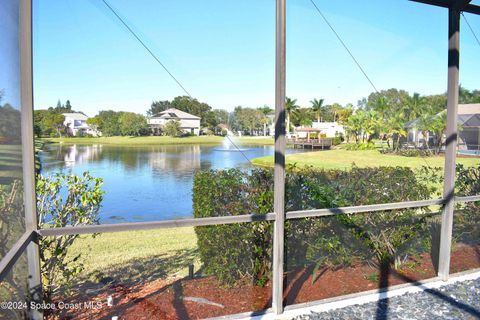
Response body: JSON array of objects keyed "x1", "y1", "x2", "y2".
[{"x1": 148, "y1": 108, "x2": 201, "y2": 136}]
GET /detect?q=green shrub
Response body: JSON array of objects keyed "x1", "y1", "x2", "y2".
[
  {"x1": 453, "y1": 164, "x2": 480, "y2": 245},
  {"x1": 288, "y1": 166, "x2": 434, "y2": 269},
  {"x1": 163, "y1": 120, "x2": 182, "y2": 137},
  {"x1": 380, "y1": 149, "x2": 433, "y2": 157},
  {"x1": 36, "y1": 172, "x2": 104, "y2": 301},
  {"x1": 181, "y1": 132, "x2": 194, "y2": 137},
  {"x1": 331, "y1": 137, "x2": 342, "y2": 146},
  {"x1": 193, "y1": 169, "x2": 273, "y2": 285},
  {"x1": 456, "y1": 164, "x2": 480, "y2": 196},
  {"x1": 193, "y1": 165, "x2": 437, "y2": 285},
  {"x1": 344, "y1": 142, "x2": 376, "y2": 150}
]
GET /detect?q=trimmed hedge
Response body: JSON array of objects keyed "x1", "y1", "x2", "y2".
[
  {"x1": 193, "y1": 169, "x2": 274, "y2": 285},
  {"x1": 380, "y1": 148, "x2": 433, "y2": 157},
  {"x1": 193, "y1": 165, "x2": 443, "y2": 285},
  {"x1": 453, "y1": 164, "x2": 480, "y2": 245}
]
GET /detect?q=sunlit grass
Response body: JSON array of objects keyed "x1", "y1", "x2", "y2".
[
  {"x1": 252, "y1": 149, "x2": 479, "y2": 170},
  {"x1": 67, "y1": 227, "x2": 200, "y2": 283}
]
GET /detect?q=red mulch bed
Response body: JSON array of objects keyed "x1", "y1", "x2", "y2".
[{"x1": 48, "y1": 243, "x2": 480, "y2": 320}]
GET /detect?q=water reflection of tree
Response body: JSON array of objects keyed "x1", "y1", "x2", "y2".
[
  {"x1": 0, "y1": 87, "x2": 28, "y2": 316},
  {"x1": 44, "y1": 144, "x2": 209, "y2": 174},
  {"x1": 0, "y1": 95, "x2": 24, "y2": 250},
  {"x1": 0, "y1": 102, "x2": 22, "y2": 144}
]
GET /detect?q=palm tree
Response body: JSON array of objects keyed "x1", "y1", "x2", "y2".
[
  {"x1": 294, "y1": 108, "x2": 314, "y2": 127},
  {"x1": 337, "y1": 104, "x2": 353, "y2": 125},
  {"x1": 415, "y1": 111, "x2": 448, "y2": 154},
  {"x1": 386, "y1": 112, "x2": 407, "y2": 150},
  {"x1": 415, "y1": 110, "x2": 435, "y2": 150},
  {"x1": 330, "y1": 103, "x2": 344, "y2": 123},
  {"x1": 257, "y1": 105, "x2": 273, "y2": 136},
  {"x1": 310, "y1": 98, "x2": 324, "y2": 123},
  {"x1": 348, "y1": 110, "x2": 381, "y2": 143},
  {"x1": 371, "y1": 96, "x2": 390, "y2": 143},
  {"x1": 285, "y1": 97, "x2": 299, "y2": 135},
  {"x1": 346, "y1": 111, "x2": 364, "y2": 143},
  {"x1": 430, "y1": 111, "x2": 447, "y2": 154},
  {"x1": 406, "y1": 92, "x2": 426, "y2": 121},
  {"x1": 363, "y1": 110, "x2": 381, "y2": 143},
  {"x1": 372, "y1": 96, "x2": 389, "y2": 117}
]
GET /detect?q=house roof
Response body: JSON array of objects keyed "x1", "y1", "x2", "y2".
[
  {"x1": 296, "y1": 127, "x2": 323, "y2": 132},
  {"x1": 405, "y1": 119, "x2": 417, "y2": 128},
  {"x1": 62, "y1": 113, "x2": 88, "y2": 120},
  {"x1": 406, "y1": 104, "x2": 480, "y2": 129},
  {"x1": 151, "y1": 108, "x2": 200, "y2": 120},
  {"x1": 458, "y1": 104, "x2": 480, "y2": 115},
  {"x1": 452, "y1": 104, "x2": 480, "y2": 127}
]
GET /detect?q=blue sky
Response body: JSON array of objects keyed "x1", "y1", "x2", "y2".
[{"x1": 30, "y1": 0, "x2": 480, "y2": 115}]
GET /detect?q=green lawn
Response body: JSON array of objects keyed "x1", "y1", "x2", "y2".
[
  {"x1": 67, "y1": 227, "x2": 199, "y2": 284},
  {"x1": 252, "y1": 149, "x2": 480, "y2": 170},
  {"x1": 233, "y1": 136, "x2": 274, "y2": 146},
  {"x1": 42, "y1": 135, "x2": 274, "y2": 146}
]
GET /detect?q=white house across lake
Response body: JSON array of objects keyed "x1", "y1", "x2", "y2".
[
  {"x1": 295, "y1": 121, "x2": 345, "y2": 139},
  {"x1": 311, "y1": 121, "x2": 345, "y2": 138},
  {"x1": 149, "y1": 108, "x2": 201, "y2": 136},
  {"x1": 62, "y1": 113, "x2": 100, "y2": 137}
]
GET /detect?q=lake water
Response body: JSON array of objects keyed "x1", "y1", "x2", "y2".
[{"x1": 39, "y1": 142, "x2": 307, "y2": 223}]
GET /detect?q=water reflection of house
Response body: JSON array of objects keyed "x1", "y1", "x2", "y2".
[
  {"x1": 148, "y1": 145, "x2": 201, "y2": 173},
  {"x1": 64, "y1": 144, "x2": 102, "y2": 166}
]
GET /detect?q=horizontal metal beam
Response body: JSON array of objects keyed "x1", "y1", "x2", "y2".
[
  {"x1": 410, "y1": 0, "x2": 480, "y2": 15},
  {"x1": 0, "y1": 231, "x2": 36, "y2": 281},
  {"x1": 37, "y1": 213, "x2": 276, "y2": 237},
  {"x1": 6, "y1": 194, "x2": 476, "y2": 277},
  {"x1": 35, "y1": 195, "x2": 480, "y2": 238},
  {"x1": 36, "y1": 199, "x2": 443, "y2": 237},
  {"x1": 286, "y1": 199, "x2": 445, "y2": 220},
  {"x1": 410, "y1": 0, "x2": 452, "y2": 8},
  {"x1": 464, "y1": 5, "x2": 480, "y2": 14},
  {"x1": 455, "y1": 195, "x2": 480, "y2": 203}
]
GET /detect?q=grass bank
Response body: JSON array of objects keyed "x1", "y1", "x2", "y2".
[
  {"x1": 252, "y1": 149, "x2": 480, "y2": 170},
  {"x1": 68, "y1": 227, "x2": 199, "y2": 284},
  {"x1": 42, "y1": 135, "x2": 274, "y2": 146}
]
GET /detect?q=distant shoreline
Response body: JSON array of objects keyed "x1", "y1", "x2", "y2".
[{"x1": 40, "y1": 136, "x2": 275, "y2": 146}]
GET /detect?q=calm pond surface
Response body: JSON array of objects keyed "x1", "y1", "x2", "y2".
[{"x1": 39, "y1": 142, "x2": 308, "y2": 223}]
